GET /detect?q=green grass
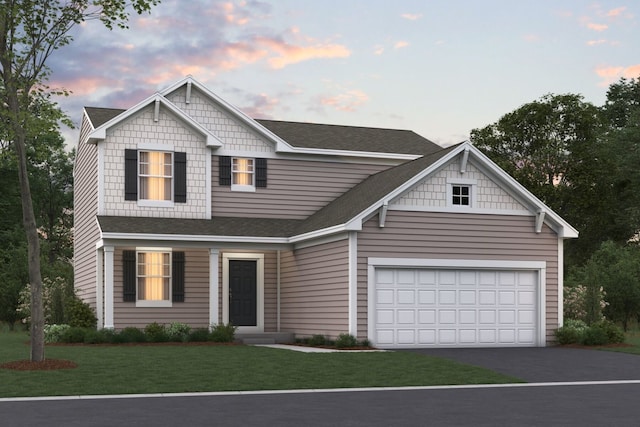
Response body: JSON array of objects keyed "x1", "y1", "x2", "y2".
[
  {"x1": 0, "y1": 332, "x2": 520, "y2": 398},
  {"x1": 600, "y1": 330, "x2": 640, "y2": 355}
]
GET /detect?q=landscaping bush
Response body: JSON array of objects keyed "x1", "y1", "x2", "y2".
[
  {"x1": 590, "y1": 320, "x2": 625, "y2": 344},
  {"x1": 167, "y1": 322, "x2": 191, "y2": 342},
  {"x1": 65, "y1": 296, "x2": 97, "y2": 328},
  {"x1": 308, "y1": 334, "x2": 327, "y2": 346},
  {"x1": 554, "y1": 319, "x2": 588, "y2": 345},
  {"x1": 144, "y1": 322, "x2": 169, "y2": 342},
  {"x1": 60, "y1": 326, "x2": 90, "y2": 343},
  {"x1": 210, "y1": 323, "x2": 237, "y2": 342},
  {"x1": 115, "y1": 327, "x2": 146, "y2": 343},
  {"x1": 188, "y1": 328, "x2": 211, "y2": 342},
  {"x1": 335, "y1": 333, "x2": 358, "y2": 348},
  {"x1": 44, "y1": 324, "x2": 71, "y2": 343},
  {"x1": 581, "y1": 326, "x2": 609, "y2": 346}
]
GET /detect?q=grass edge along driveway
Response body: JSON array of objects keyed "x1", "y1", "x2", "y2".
[{"x1": 0, "y1": 333, "x2": 521, "y2": 398}]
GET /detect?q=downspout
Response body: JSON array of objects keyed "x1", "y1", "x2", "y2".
[{"x1": 277, "y1": 250, "x2": 281, "y2": 332}]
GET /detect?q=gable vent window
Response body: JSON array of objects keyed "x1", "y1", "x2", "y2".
[
  {"x1": 219, "y1": 156, "x2": 267, "y2": 191},
  {"x1": 452, "y1": 185, "x2": 471, "y2": 206}
]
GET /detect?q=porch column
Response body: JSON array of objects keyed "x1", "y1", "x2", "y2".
[
  {"x1": 96, "y1": 247, "x2": 104, "y2": 329},
  {"x1": 209, "y1": 248, "x2": 220, "y2": 327},
  {"x1": 348, "y1": 231, "x2": 358, "y2": 336},
  {"x1": 103, "y1": 245, "x2": 115, "y2": 329}
]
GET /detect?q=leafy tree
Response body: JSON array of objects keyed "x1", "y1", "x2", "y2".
[
  {"x1": 602, "y1": 76, "x2": 640, "y2": 129},
  {"x1": 0, "y1": 0, "x2": 160, "y2": 361}
]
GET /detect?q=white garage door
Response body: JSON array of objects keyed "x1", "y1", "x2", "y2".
[{"x1": 374, "y1": 267, "x2": 539, "y2": 348}]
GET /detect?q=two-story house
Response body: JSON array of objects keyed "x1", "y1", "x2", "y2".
[{"x1": 74, "y1": 76, "x2": 577, "y2": 348}]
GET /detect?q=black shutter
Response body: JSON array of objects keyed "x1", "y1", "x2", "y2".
[
  {"x1": 174, "y1": 152, "x2": 187, "y2": 203},
  {"x1": 123, "y1": 250, "x2": 137, "y2": 302},
  {"x1": 219, "y1": 156, "x2": 231, "y2": 186},
  {"x1": 256, "y1": 158, "x2": 267, "y2": 188},
  {"x1": 172, "y1": 251, "x2": 185, "y2": 302},
  {"x1": 124, "y1": 149, "x2": 138, "y2": 200}
]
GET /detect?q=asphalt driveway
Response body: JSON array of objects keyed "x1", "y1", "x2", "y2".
[{"x1": 404, "y1": 347, "x2": 640, "y2": 382}]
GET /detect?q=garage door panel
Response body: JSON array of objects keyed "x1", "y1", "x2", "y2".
[{"x1": 374, "y1": 267, "x2": 539, "y2": 348}]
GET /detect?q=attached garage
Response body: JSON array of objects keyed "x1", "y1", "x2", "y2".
[{"x1": 367, "y1": 259, "x2": 546, "y2": 348}]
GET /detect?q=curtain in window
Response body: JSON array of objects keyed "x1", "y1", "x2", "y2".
[
  {"x1": 140, "y1": 152, "x2": 172, "y2": 200},
  {"x1": 138, "y1": 252, "x2": 170, "y2": 300},
  {"x1": 232, "y1": 158, "x2": 253, "y2": 185}
]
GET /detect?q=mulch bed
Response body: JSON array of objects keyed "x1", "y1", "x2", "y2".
[{"x1": 0, "y1": 359, "x2": 78, "y2": 371}]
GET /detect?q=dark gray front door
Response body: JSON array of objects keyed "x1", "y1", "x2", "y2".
[{"x1": 229, "y1": 260, "x2": 257, "y2": 326}]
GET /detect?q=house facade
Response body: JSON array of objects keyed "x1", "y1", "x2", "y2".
[{"x1": 74, "y1": 76, "x2": 578, "y2": 348}]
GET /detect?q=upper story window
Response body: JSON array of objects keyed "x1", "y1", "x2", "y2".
[
  {"x1": 219, "y1": 156, "x2": 267, "y2": 191},
  {"x1": 139, "y1": 151, "x2": 172, "y2": 201},
  {"x1": 125, "y1": 148, "x2": 187, "y2": 205},
  {"x1": 452, "y1": 184, "x2": 470, "y2": 206}
]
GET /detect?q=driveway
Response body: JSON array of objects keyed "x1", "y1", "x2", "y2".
[{"x1": 403, "y1": 346, "x2": 640, "y2": 382}]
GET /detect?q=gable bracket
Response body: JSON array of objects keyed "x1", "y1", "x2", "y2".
[
  {"x1": 186, "y1": 81, "x2": 192, "y2": 104},
  {"x1": 460, "y1": 146, "x2": 470, "y2": 174},
  {"x1": 154, "y1": 99, "x2": 160, "y2": 122},
  {"x1": 535, "y1": 210, "x2": 546, "y2": 233},
  {"x1": 379, "y1": 202, "x2": 389, "y2": 228}
]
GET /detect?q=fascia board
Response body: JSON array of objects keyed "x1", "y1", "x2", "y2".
[
  {"x1": 100, "y1": 231, "x2": 289, "y2": 244},
  {"x1": 288, "y1": 224, "x2": 356, "y2": 243},
  {"x1": 87, "y1": 93, "x2": 223, "y2": 148},
  {"x1": 275, "y1": 145, "x2": 421, "y2": 161}
]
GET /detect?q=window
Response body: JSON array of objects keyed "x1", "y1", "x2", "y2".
[
  {"x1": 137, "y1": 251, "x2": 171, "y2": 302},
  {"x1": 232, "y1": 157, "x2": 254, "y2": 189},
  {"x1": 219, "y1": 156, "x2": 267, "y2": 190},
  {"x1": 124, "y1": 149, "x2": 187, "y2": 204},
  {"x1": 122, "y1": 250, "x2": 185, "y2": 306},
  {"x1": 452, "y1": 185, "x2": 471, "y2": 206},
  {"x1": 139, "y1": 151, "x2": 172, "y2": 201}
]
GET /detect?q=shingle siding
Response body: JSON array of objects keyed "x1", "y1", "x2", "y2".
[{"x1": 357, "y1": 211, "x2": 559, "y2": 342}]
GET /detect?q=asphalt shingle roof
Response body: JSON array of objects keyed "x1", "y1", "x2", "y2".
[{"x1": 84, "y1": 107, "x2": 124, "y2": 128}]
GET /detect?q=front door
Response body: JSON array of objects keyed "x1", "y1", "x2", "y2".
[{"x1": 229, "y1": 260, "x2": 257, "y2": 326}]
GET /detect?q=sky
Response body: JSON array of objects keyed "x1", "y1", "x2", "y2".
[{"x1": 48, "y1": 0, "x2": 640, "y2": 148}]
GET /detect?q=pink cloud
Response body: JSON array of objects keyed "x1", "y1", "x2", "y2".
[
  {"x1": 373, "y1": 45, "x2": 385, "y2": 55},
  {"x1": 320, "y1": 89, "x2": 369, "y2": 112},
  {"x1": 394, "y1": 41, "x2": 409, "y2": 49},
  {"x1": 587, "y1": 22, "x2": 608, "y2": 31},
  {"x1": 606, "y1": 7, "x2": 626, "y2": 18},
  {"x1": 586, "y1": 39, "x2": 607, "y2": 46},
  {"x1": 401, "y1": 13, "x2": 422, "y2": 21},
  {"x1": 257, "y1": 36, "x2": 350, "y2": 69},
  {"x1": 595, "y1": 64, "x2": 640, "y2": 85}
]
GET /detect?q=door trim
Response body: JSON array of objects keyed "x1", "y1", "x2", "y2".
[{"x1": 222, "y1": 253, "x2": 264, "y2": 333}]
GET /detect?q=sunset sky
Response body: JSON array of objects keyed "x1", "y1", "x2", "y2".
[{"x1": 49, "y1": 0, "x2": 640, "y2": 148}]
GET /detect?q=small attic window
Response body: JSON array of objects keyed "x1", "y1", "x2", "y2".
[{"x1": 452, "y1": 185, "x2": 470, "y2": 206}]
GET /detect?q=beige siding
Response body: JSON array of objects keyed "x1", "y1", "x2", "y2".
[
  {"x1": 212, "y1": 156, "x2": 388, "y2": 219},
  {"x1": 279, "y1": 239, "x2": 350, "y2": 338},
  {"x1": 73, "y1": 115, "x2": 100, "y2": 309},
  {"x1": 357, "y1": 211, "x2": 559, "y2": 342},
  {"x1": 113, "y1": 248, "x2": 210, "y2": 329}
]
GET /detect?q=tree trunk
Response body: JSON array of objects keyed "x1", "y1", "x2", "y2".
[{"x1": 11, "y1": 116, "x2": 45, "y2": 362}]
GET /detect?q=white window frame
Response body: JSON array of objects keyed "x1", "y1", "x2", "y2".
[
  {"x1": 137, "y1": 143, "x2": 175, "y2": 207},
  {"x1": 446, "y1": 178, "x2": 477, "y2": 208},
  {"x1": 136, "y1": 248, "x2": 172, "y2": 308},
  {"x1": 231, "y1": 157, "x2": 255, "y2": 192}
]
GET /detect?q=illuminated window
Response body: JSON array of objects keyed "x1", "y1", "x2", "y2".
[
  {"x1": 139, "y1": 151, "x2": 172, "y2": 201},
  {"x1": 232, "y1": 157, "x2": 254, "y2": 190},
  {"x1": 137, "y1": 251, "x2": 171, "y2": 302}
]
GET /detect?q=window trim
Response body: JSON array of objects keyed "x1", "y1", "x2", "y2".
[
  {"x1": 446, "y1": 178, "x2": 477, "y2": 208},
  {"x1": 135, "y1": 248, "x2": 173, "y2": 308}
]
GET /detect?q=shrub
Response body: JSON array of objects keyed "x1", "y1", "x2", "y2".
[
  {"x1": 335, "y1": 333, "x2": 358, "y2": 348},
  {"x1": 591, "y1": 320, "x2": 625, "y2": 344},
  {"x1": 554, "y1": 319, "x2": 588, "y2": 345},
  {"x1": 44, "y1": 324, "x2": 71, "y2": 343},
  {"x1": 188, "y1": 328, "x2": 211, "y2": 342},
  {"x1": 116, "y1": 327, "x2": 146, "y2": 343},
  {"x1": 83, "y1": 329, "x2": 111, "y2": 344},
  {"x1": 144, "y1": 322, "x2": 169, "y2": 342},
  {"x1": 210, "y1": 323, "x2": 237, "y2": 342},
  {"x1": 360, "y1": 338, "x2": 372, "y2": 348},
  {"x1": 167, "y1": 322, "x2": 191, "y2": 342},
  {"x1": 582, "y1": 326, "x2": 609, "y2": 346},
  {"x1": 65, "y1": 296, "x2": 97, "y2": 328},
  {"x1": 308, "y1": 334, "x2": 327, "y2": 346},
  {"x1": 60, "y1": 326, "x2": 89, "y2": 343}
]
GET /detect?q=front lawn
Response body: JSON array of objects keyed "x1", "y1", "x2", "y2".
[
  {"x1": 600, "y1": 330, "x2": 640, "y2": 355},
  {"x1": 0, "y1": 332, "x2": 520, "y2": 398}
]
